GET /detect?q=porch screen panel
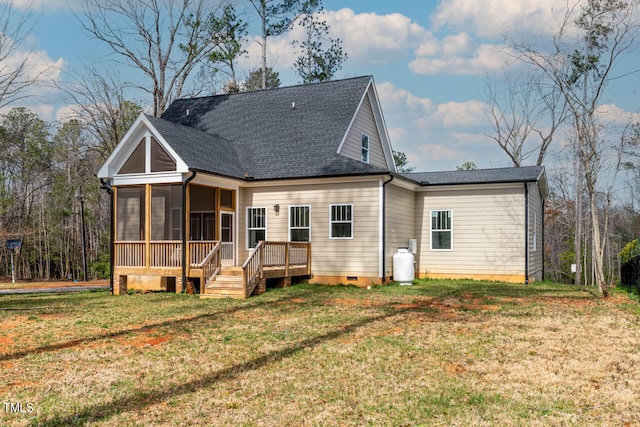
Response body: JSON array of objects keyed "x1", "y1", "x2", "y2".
[
  {"x1": 150, "y1": 138, "x2": 176, "y2": 172},
  {"x1": 116, "y1": 186, "x2": 145, "y2": 240},
  {"x1": 151, "y1": 184, "x2": 182, "y2": 240},
  {"x1": 118, "y1": 139, "x2": 145, "y2": 174}
]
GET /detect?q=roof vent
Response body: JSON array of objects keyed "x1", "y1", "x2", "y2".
[
  {"x1": 291, "y1": 101, "x2": 295, "y2": 110},
  {"x1": 186, "y1": 109, "x2": 190, "y2": 116}
]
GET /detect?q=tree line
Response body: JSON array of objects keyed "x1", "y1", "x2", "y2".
[
  {"x1": 0, "y1": 0, "x2": 347, "y2": 281},
  {"x1": 484, "y1": 0, "x2": 640, "y2": 296}
]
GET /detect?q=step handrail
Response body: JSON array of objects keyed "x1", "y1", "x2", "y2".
[{"x1": 197, "y1": 242, "x2": 222, "y2": 290}]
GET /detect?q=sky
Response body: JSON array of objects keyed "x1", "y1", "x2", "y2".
[{"x1": 3, "y1": 0, "x2": 640, "y2": 174}]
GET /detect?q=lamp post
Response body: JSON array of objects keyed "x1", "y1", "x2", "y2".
[{"x1": 76, "y1": 189, "x2": 88, "y2": 282}]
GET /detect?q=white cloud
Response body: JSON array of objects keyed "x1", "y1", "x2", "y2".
[
  {"x1": 409, "y1": 43, "x2": 513, "y2": 76},
  {"x1": 432, "y1": 0, "x2": 567, "y2": 39},
  {"x1": 377, "y1": 81, "x2": 433, "y2": 115},
  {"x1": 420, "y1": 100, "x2": 487, "y2": 129}
]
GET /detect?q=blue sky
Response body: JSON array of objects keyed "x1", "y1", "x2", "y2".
[{"x1": 5, "y1": 0, "x2": 640, "y2": 174}]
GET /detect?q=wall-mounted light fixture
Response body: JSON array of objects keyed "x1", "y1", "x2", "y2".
[{"x1": 273, "y1": 204, "x2": 280, "y2": 215}]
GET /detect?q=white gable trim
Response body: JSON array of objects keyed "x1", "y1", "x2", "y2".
[
  {"x1": 97, "y1": 113, "x2": 189, "y2": 179},
  {"x1": 336, "y1": 78, "x2": 397, "y2": 172}
]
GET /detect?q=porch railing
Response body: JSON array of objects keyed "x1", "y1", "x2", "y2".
[
  {"x1": 114, "y1": 241, "x2": 145, "y2": 266},
  {"x1": 150, "y1": 241, "x2": 182, "y2": 267},
  {"x1": 189, "y1": 241, "x2": 218, "y2": 266},
  {"x1": 114, "y1": 240, "x2": 219, "y2": 268}
]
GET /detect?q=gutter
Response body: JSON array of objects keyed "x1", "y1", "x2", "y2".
[
  {"x1": 524, "y1": 183, "x2": 529, "y2": 285},
  {"x1": 99, "y1": 179, "x2": 114, "y2": 294},
  {"x1": 181, "y1": 170, "x2": 197, "y2": 292},
  {"x1": 381, "y1": 175, "x2": 394, "y2": 282}
]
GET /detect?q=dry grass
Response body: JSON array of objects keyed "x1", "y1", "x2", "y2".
[{"x1": 1, "y1": 280, "x2": 639, "y2": 426}]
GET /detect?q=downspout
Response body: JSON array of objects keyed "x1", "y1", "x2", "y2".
[
  {"x1": 381, "y1": 175, "x2": 394, "y2": 283},
  {"x1": 182, "y1": 170, "x2": 197, "y2": 292},
  {"x1": 524, "y1": 183, "x2": 529, "y2": 285},
  {"x1": 100, "y1": 179, "x2": 114, "y2": 294}
]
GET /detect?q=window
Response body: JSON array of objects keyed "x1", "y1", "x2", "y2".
[
  {"x1": 431, "y1": 210, "x2": 452, "y2": 250},
  {"x1": 330, "y1": 204, "x2": 353, "y2": 239},
  {"x1": 247, "y1": 207, "x2": 266, "y2": 249},
  {"x1": 289, "y1": 205, "x2": 310, "y2": 242},
  {"x1": 361, "y1": 134, "x2": 369, "y2": 163}
]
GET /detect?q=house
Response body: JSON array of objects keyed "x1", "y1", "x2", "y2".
[{"x1": 97, "y1": 76, "x2": 547, "y2": 298}]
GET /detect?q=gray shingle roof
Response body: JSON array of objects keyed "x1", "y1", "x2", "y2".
[
  {"x1": 156, "y1": 75, "x2": 389, "y2": 180},
  {"x1": 400, "y1": 166, "x2": 545, "y2": 186}
]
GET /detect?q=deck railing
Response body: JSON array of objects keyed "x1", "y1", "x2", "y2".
[{"x1": 242, "y1": 241, "x2": 311, "y2": 297}]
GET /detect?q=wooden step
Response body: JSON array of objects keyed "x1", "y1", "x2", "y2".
[
  {"x1": 200, "y1": 287, "x2": 246, "y2": 299},
  {"x1": 211, "y1": 275, "x2": 243, "y2": 287},
  {"x1": 220, "y1": 266, "x2": 244, "y2": 277}
]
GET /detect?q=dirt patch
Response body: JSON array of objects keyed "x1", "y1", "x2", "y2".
[{"x1": 116, "y1": 329, "x2": 174, "y2": 348}]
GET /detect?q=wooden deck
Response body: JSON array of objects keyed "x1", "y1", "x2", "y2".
[{"x1": 113, "y1": 241, "x2": 311, "y2": 298}]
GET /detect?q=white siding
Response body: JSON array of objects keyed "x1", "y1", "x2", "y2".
[
  {"x1": 416, "y1": 184, "x2": 527, "y2": 278},
  {"x1": 338, "y1": 93, "x2": 388, "y2": 169},
  {"x1": 238, "y1": 180, "x2": 382, "y2": 279},
  {"x1": 385, "y1": 183, "x2": 416, "y2": 280}
]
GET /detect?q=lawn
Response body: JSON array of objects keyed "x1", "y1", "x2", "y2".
[{"x1": 1, "y1": 280, "x2": 639, "y2": 426}]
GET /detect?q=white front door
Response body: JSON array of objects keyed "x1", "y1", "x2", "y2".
[{"x1": 220, "y1": 212, "x2": 234, "y2": 266}]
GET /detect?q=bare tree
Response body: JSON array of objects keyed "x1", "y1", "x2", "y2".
[
  {"x1": 0, "y1": 1, "x2": 45, "y2": 107},
  {"x1": 484, "y1": 67, "x2": 567, "y2": 167},
  {"x1": 78, "y1": 0, "x2": 223, "y2": 116},
  {"x1": 59, "y1": 67, "x2": 142, "y2": 161},
  {"x1": 517, "y1": 0, "x2": 640, "y2": 296}
]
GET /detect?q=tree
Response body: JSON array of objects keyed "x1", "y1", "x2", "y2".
[
  {"x1": 456, "y1": 161, "x2": 478, "y2": 171},
  {"x1": 244, "y1": 67, "x2": 281, "y2": 91},
  {"x1": 517, "y1": 0, "x2": 640, "y2": 296},
  {"x1": 59, "y1": 67, "x2": 143, "y2": 161},
  {"x1": 393, "y1": 150, "x2": 415, "y2": 173},
  {"x1": 248, "y1": 0, "x2": 320, "y2": 89},
  {"x1": 292, "y1": 7, "x2": 347, "y2": 83},
  {"x1": 79, "y1": 0, "x2": 223, "y2": 116},
  {"x1": 0, "y1": 2, "x2": 43, "y2": 107},
  {"x1": 201, "y1": 4, "x2": 248, "y2": 94},
  {"x1": 484, "y1": 68, "x2": 567, "y2": 166}
]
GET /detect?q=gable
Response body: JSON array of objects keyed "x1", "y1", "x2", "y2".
[
  {"x1": 97, "y1": 114, "x2": 189, "y2": 182},
  {"x1": 337, "y1": 84, "x2": 395, "y2": 171}
]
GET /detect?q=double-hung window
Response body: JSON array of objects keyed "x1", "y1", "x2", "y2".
[
  {"x1": 361, "y1": 134, "x2": 369, "y2": 163},
  {"x1": 330, "y1": 204, "x2": 353, "y2": 239},
  {"x1": 289, "y1": 205, "x2": 310, "y2": 242},
  {"x1": 431, "y1": 210, "x2": 452, "y2": 250},
  {"x1": 247, "y1": 207, "x2": 266, "y2": 249}
]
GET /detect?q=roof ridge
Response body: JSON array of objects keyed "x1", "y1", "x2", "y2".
[{"x1": 169, "y1": 75, "x2": 373, "y2": 104}]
